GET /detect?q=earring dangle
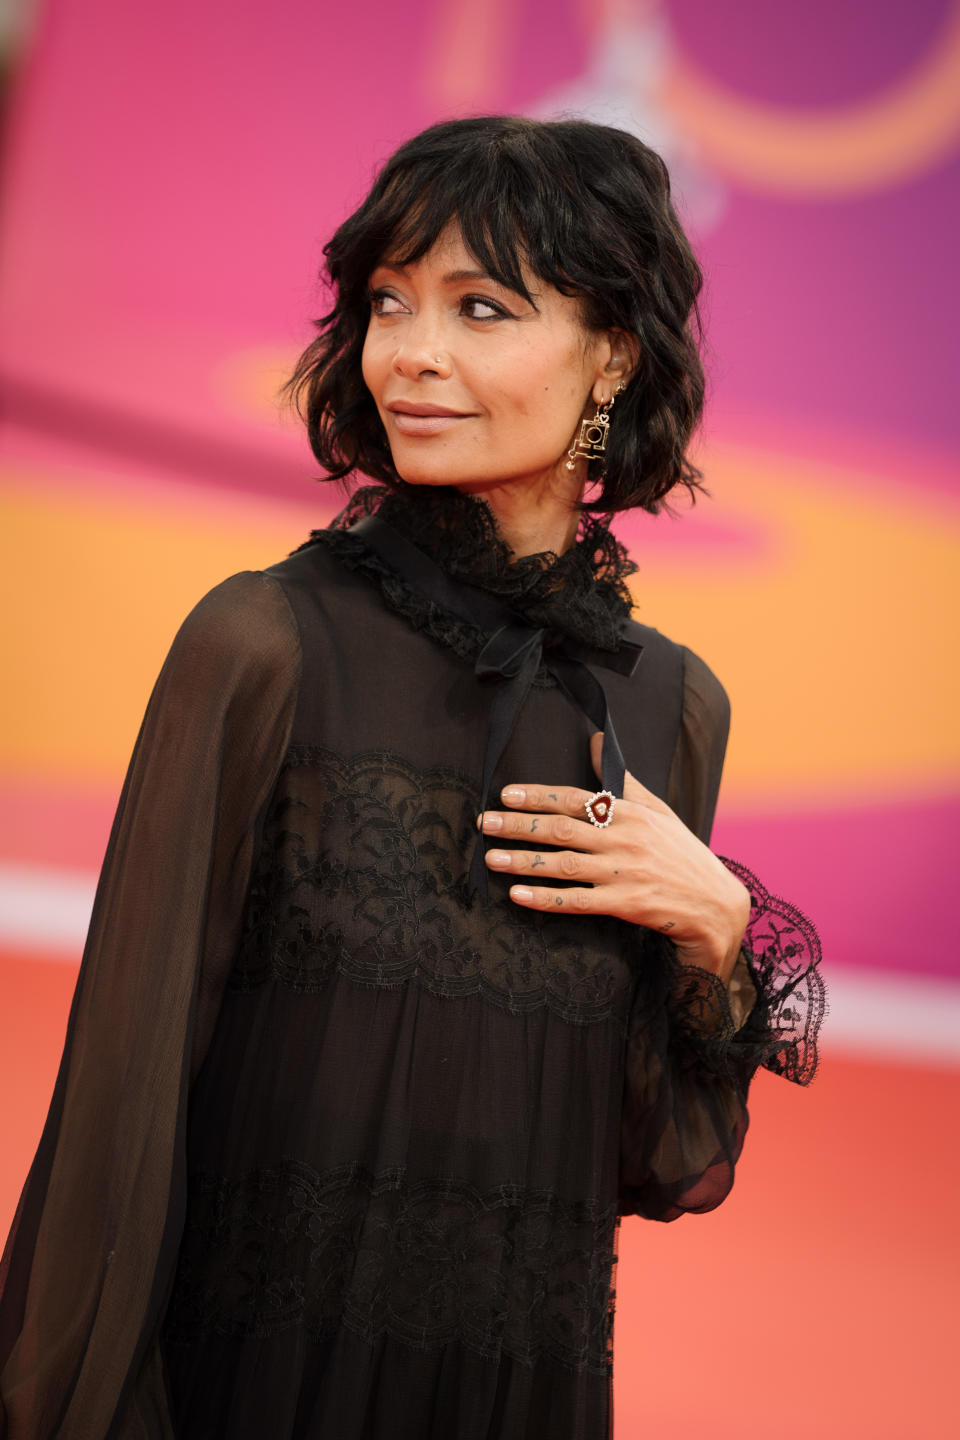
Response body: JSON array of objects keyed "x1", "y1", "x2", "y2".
[{"x1": 565, "y1": 387, "x2": 623, "y2": 472}]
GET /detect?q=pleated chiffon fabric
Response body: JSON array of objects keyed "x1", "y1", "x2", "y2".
[{"x1": 0, "y1": 483, "x2": 824, "y2": 1438}]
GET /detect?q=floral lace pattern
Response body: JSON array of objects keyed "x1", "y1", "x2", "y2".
[
  {"x1": 162, "y1": 1159, "x2": 619, "y2": 1377},
  {"x1": 291, "y1": 483, "x2": 638, "y2": 683},
  {"x1": 722, "y1": 857, "x2": 826, "y2": 1084},
  {"x1": 231, "y1": 747, "x2": 633, "y2": 1027},
  {"x1": 662, "y1": 859, "x2": 826, "y2": 1086}
]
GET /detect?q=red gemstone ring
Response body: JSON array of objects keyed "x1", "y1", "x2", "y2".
[{"x1": 584, "y1": 789, "x2": 615, "y2": 828}]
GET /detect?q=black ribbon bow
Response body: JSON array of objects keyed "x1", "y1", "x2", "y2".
[{"x1": 350, "y1": 514, "x2": 645, "y2": 899}]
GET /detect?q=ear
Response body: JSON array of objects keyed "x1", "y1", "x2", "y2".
[{"x1": 591, "y1": 329, "x2": 640, "y2": 406}]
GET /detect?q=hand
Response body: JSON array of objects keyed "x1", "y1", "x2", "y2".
[{"x1": 477, "y1": 732, "x2": 751, "y2": 983}]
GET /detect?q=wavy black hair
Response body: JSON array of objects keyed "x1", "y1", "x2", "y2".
[{"x1": 282, "y1": 115, "x2": 708, "y2": 514}]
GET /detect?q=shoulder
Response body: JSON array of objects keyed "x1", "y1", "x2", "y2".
[
  {"x1": 677, "y1": 644, "x2": 730, "y2": 737},
  {"x1": 262, "y1": 536, "x2": 410, "y2": 655},
  {"x1": 648, "y1": 633, "x2": 730, "y2": 842},
  {"x1": 628, "y1": 622, "x2": 729, "y2": 720},
  {"x1": 166, "y1": 570, "x2": 301, "y2": 685},
  {"x1": 263, "y1": 536, "x2": 358, "y2": 591}
]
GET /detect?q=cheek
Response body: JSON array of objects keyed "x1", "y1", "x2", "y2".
[
  {"x1": 516, "y1": 323, "x2": 585, "y2": 401},
  {"x1": 361, "y1": 327, "x2": 396, "y2": 396},
  {"x1": 503, "y1": 342, "x2": 587, "y2": 427},
  {"x1": 360, "y1": 335, "x2": 379, "y2": 392}
]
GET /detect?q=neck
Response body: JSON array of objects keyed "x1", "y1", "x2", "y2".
[{"x1": 454, "y1": 465, "x2": 586, "y2": 560}]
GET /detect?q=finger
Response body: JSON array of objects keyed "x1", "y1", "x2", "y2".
[
  {"x1": 498, "y1": 782, "x2": 611, "y2": 818},
  {"x1": 507, "y1": 883, "x2": 597, "y2": 913},
  {"x1": 588, "y1": 731, "x2": 672, "y2": 814},
  {"x1": 478, "y1": 809, "x2": 608, "y2": 848},
  {"x1": 485, "y1": 847, "x2": 603, "y2": 883}
]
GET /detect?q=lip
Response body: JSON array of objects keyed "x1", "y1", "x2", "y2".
[
  {"x1": 385, "y1": 401, "x2": 475, "y2": 437},
  {"x1": 385, "y1": 401, "x2": 472, "y2": 417}
]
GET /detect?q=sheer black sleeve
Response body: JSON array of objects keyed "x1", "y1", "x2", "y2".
[
  {"x1": 0, "y1": 571, "x2": 301, "y2": 1438},
  {"x1": 620, "y1": 647, "x2": 826, "y2": 1222}
]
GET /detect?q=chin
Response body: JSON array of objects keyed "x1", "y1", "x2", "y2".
[
  {"x1": 391, "y1": 455, "x2": 487, "y2": 490},
  {"x1": 390, "y1": 455, "x2": 549, "y2": 495}
]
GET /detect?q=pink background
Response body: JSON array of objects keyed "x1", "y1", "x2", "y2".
[{"x1": 1, "y1": 1, "x2": 958, "y2": 1434}]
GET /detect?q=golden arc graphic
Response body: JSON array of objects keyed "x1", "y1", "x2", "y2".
[
  {"x1": 428, "y1": 0, "x2": 960, "y2": 195},
  {"x1": 661, "y1": 1, "x2": 960, "y2": 193}
]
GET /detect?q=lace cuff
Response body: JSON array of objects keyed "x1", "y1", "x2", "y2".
[
  {"x1": 669, "y1": 949, "x2": 756, "y2": 1040},
  {"x1": 668, "y1": 858, "x2": 826, "y2": 1086}
]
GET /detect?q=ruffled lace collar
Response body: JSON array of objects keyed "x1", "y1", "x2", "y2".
[{"x1": 300, "y1": 483, "x2": 637, "y2": 660}]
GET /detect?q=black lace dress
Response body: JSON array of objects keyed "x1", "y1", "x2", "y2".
[{"x1": 0, "y1": 484, "x2": 825, "y2": 1440}]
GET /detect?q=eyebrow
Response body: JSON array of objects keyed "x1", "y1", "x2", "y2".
[{"x1": 377, "y1": 262, "x2": 502, "y2": 286}]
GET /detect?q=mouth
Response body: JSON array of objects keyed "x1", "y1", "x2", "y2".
[
  {"x1": 385, "y1": 400, "x2": 475, "y2": 436},
  {"x1": 386, "y1": 401, "x2": 470, "y2": 417}
]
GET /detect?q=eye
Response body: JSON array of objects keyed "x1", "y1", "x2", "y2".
[
  {"x1": 368, "y1": 288, "x2": 406, "y2": 316},
  {"x1": 460, "y1": 294, "x2": 510, "y2": 321}
]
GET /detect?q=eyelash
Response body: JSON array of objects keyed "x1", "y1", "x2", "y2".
[
  {"x1": 461, "y1": 294, "x2": 511, "y2": 320},
  {"x1": 367, "y1": 288, "x2": 511, "y2": 321}
]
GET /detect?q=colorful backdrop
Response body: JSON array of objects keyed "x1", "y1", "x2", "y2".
[{"x1": 1, "y1": 1, "x2": 958, "y2": 1435}]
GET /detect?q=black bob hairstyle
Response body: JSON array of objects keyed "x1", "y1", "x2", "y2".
[{"x1": 283, "y1": 115, "x2": 708, "y2": 515}]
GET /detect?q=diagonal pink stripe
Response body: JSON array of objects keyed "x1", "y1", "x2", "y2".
[{"x1": 713, "y1": 794, "x2": 960, "y2": 982}]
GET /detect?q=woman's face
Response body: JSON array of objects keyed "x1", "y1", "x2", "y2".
[{"x1": 361, "y1": 224, "x2": 618, "y2": 496}]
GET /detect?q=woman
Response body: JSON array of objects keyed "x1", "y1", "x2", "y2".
[{"x1": 0, "y1": 115, "x2": 825, "y2": 1438}]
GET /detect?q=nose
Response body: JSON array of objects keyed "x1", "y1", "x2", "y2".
[
  {"x1": 391, "y1": 320, "x2": 450, "y2": 378},
  {"x1": 392, "y1": 350, "x2": 450, "y2": 379}
]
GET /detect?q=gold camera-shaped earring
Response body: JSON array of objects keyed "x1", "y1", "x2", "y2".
[{"x1": 565, "y1": 384, "x2": 625, "y2": 471}]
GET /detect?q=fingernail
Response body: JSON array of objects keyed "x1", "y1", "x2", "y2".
[
  {"x1": 511, "y1": 886, "x2": 534, "y2": 902},
  {"x1": 482, "y1": 813, "x2": 503, "y2": 833},
  {"x1": 486, "y1": 849, "x2": 511, "y2": 867},
  {"x1": 501, "y1": 786, "x2": 526, "y2": 804}
]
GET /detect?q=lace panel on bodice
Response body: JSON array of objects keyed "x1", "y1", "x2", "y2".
[
  {"x1": 162, "y1": 1159, "x2": 619, "y2": 1377},
  {"x1": 231, "y1": 746, "x2": 635, "y2": 1028}
]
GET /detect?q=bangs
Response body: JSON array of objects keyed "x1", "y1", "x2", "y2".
[
  {"x1": 375, "y1": 176, "x2": 538, "y2": 305},
  {"x1": 327, "y1": 131, "x2": 585, "y2": 310}
]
